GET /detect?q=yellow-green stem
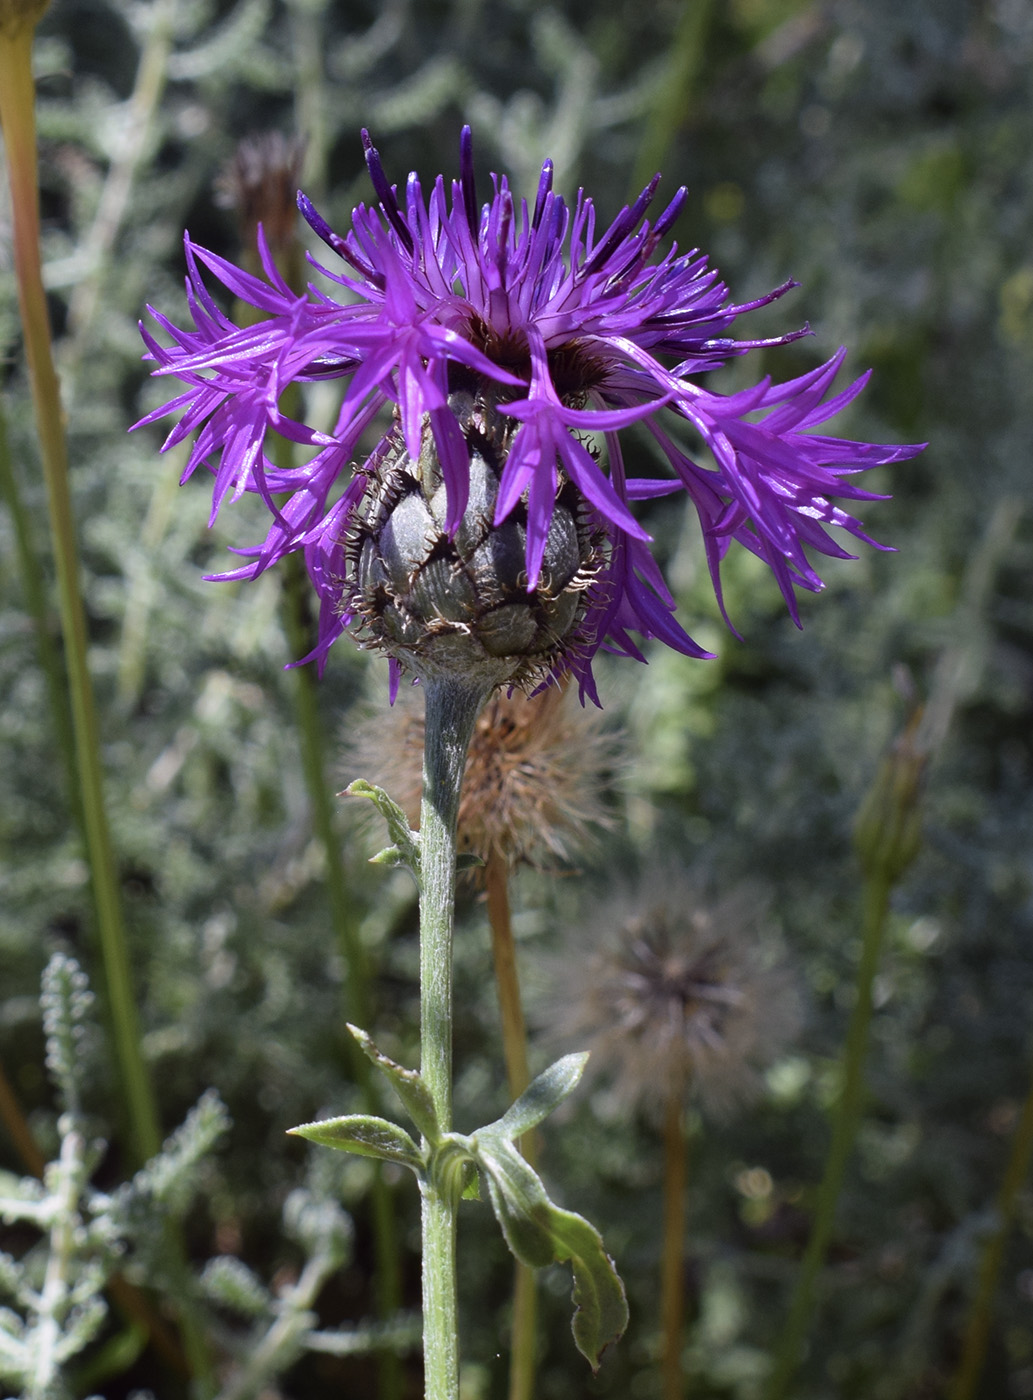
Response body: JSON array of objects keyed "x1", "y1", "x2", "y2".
[
  {"x1": 0, "y1": 33, "x2": 215, "y2": 1392},
  {"x1": 0, "y1": 404, "x2": 79, "y2": 820},
  {"x1": 484, "y1": 852, "x2": 538, "y2": 1400},
  {"x1": 765, "y1": 873, "x2": 892, "y2": 1400},
  {"x1": 630, "y1": 0, "x2": 714, "y2": 196},
  {"x1": 949, "y1": 1064, "x2": 1033, "y2": 1400},
  {"x1": 0, "y1": 18, "x2": 159, "y2": 1169},
  {"x1": 661, "y1": 1094, "x2": 688, "y2": 1400}
]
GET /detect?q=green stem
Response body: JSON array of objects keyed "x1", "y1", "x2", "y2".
[
  {"x1": 0, "y1": 33, "x2": 216, "y2": 1393},
  {"x1": 419, "y1": 677, "x2": 489, "y2": 1400},
  {"x1": 0, "y1": 20, "x2": 160, "y2": 1168},
  {"x1": 0, "y1": 403, "x2": 79, "y2": 819},
  {"x1": 765, "y1": 873, "x2": 892, "y2": 1400},
  {"x1": 949, "y1": 1063, "x2": 1033, "y2": 1400},
  {"x1": 630, "y1": 0, "x2": 714, "y2": 196},
  {"x1": 661, "y1": 1094, "x2": 688, "y2": 1400}
]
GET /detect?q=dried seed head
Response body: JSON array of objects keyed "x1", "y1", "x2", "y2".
[
  {"x1": 345, "y1": 681, "x2": 616, "y2": 872},
  {"x1": 216, "y1": 131, "x2": 306, "y2": 255},
  {"x1": 547, "y1": 883, "x2": 802, "y2": 1121},
  {"x1": 347, "y1": 382, "x2": 607, "y2": 690}
]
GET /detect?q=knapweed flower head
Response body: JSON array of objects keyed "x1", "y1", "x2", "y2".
[
  {"x1": 136, "y1": 128, "x2": 923, "y2": 699},
  {"x1": 346, "y1": 681, "x2": 614, "y2": 872},
  {"x1": 548, "y1": 884, "x2": 801, "y2": 1120}
]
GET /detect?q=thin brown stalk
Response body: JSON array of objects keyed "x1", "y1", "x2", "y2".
[
  {"x1": 661, "y1": 1093, "x2": 688, "y2": 1400},
  {"x1": 0, "y1": 1057, "x2": 47, "y2": 1178},
  {"x1": 484, "y1": 851, "x2": 538, "y2": 1400},
  {"x1": 949, "y1": 1066, "x2": 1033, "y2": 1400}
]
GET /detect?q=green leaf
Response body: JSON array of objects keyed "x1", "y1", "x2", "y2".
[
  {"x1": 460, "y1": 1162, "x2": 480, "y2": 1200},
  {"x1": 288, "y1": 1114, "x2": 423, "y2": 1170},
  {"x1": 495, "y1": 1053, "x2": 589, "y2": 1141},
  {"x1": 347, "y1": 1026, "x2": 440, "y2": 1144},
  {"x1": 346, "y1": 780, "x2": 420, "y2": 874},
  {"x1": 369, "y1": 844, "x2": 407, "y2": 866},
  {"x1": 472, "y1": 1134, "x2": 628, "y2": 1371},
  {"x1": 456, "y1": 852, "x2": 485, "y2": 871}
]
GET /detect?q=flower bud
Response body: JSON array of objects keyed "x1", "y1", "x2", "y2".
[
  {"x1": 348, "y1": 382, "x2": 606, "y2": 688},
  {"x1": 853, "y1": 712, "x2": 926, "y2": 884}
]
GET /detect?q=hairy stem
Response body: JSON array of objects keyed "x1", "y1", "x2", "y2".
[
  {"x1": 484, "y1": 852, "x2": 538, "y2": 1400},
  {"x1": 419, "y1": 678, "x2": 489, "y2": 1400}
]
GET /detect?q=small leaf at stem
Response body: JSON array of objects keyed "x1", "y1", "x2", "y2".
[
  {"x1": 456, "y1": 852, "x2": 485, "y2": 871},
  {"x1": 347, "y1": 1025, "x2": 440, "y2": 1144},
  {"x1": 473, "y1": 1133, "x2": 628, "y2": 1371},
  {"x1": 288, "y1": 1114, "x2": 423, "y2": 1171},
  {"x1": 461, "y1": 1163, "x2": 481, "y2": 1201},
  {"x1": 346, "y1": 780, "x2": 420, "y2": 874},
  {"x1": 369, "y1": 844, "x2": 406, "y2": 866},
  {"x1": 495, "y1": 1052, "x2": 589, "y2": 1141}
]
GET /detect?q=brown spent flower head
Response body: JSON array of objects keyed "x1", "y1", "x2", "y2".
[
  {"x1": 345, "y1": 681, "x2": 615, "y2": 872},
  {"x1": 0, "y1": 0, "x2": 48, "y2": 37},
  {"x1": 216, "y1": 131, "x2": 307, "y2": 256},
  {"x1": 549, "y1": 883, "x2": 801, "y2": 1120}
]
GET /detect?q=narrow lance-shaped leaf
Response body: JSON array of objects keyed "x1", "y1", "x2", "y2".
[
  {"x1": 494, "y1": 1052, "x2": 589, "y2": 1141},
  {"x1": 347, "y1": 1025, "x2": 440, "y2": 1144},
  {"x1": 288, "y1": 1114, "x2": 423, "y2": 1172}
]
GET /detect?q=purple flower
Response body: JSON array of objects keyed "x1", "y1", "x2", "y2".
[{"x1": 135, "y1": 127, "x2": 923, "y2": 698}]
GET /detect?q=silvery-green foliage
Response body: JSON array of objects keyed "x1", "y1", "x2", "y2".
[
  {"x1": 1, "y1": 958, "x2": 409, "y2": 1399},
  {"x1": 0, "y1": 957, "x2": 229, "y2": 1398},
  {"x1": 201, "y1": 1256, "x2": 270, "y2": 1320},
  {"x1": 200, "y1": 1160, "x2": 417, "y2": 1400},
  {"x1": 39, "y1": 955, "x2": 95, "y2": 1121}
]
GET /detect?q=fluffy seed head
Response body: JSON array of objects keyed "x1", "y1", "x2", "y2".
[
  {"x1": 549, "y1": 884, "x2": 801, "y2": 1120},
  {"x1": 346, "y1": 680, "x2": 614, "y2": 871}
]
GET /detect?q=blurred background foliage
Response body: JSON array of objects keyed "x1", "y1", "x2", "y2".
[{"x1": 1, "y1": 0, "x2": 1031, "y2": 1395}]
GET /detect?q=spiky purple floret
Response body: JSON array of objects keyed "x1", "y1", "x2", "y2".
[{"x1": 135, "y1": 128, "x2": 923, "y2": 692}]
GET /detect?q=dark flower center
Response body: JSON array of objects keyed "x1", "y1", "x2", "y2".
[{"x1": 463, "y1": 316, "x2": 610, "y2": 401}]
